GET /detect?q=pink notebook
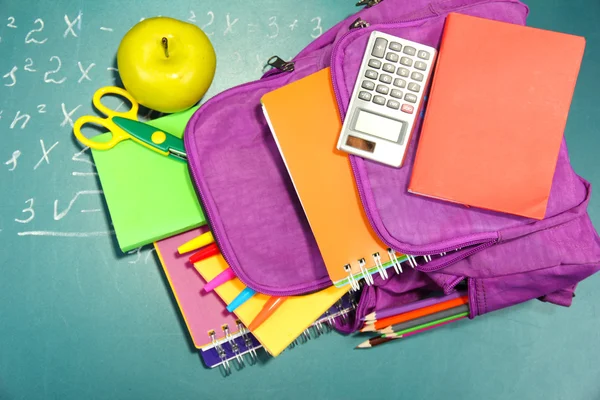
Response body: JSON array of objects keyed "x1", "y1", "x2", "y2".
[{"x1": 154, "y1": 228, "x2": 239, "y2": 349}]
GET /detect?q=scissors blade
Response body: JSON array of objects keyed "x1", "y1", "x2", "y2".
[{"x1": 112, "y1": 117, "x2": 187, "y2": 160}]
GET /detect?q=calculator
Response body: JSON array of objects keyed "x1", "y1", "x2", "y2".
[{"x1": 337, "y1": 31, "x2": 437, "y2": 168}]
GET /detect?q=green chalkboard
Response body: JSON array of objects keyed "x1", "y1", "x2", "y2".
[{"x1": 1, "y1": 0, "x2": 600, "y2": 399}]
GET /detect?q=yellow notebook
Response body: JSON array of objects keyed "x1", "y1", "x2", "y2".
[{"x1": 194, "y1": 254, "x2": 349, "y2": 357}]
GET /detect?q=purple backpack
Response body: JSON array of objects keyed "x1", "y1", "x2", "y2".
[{"x1": 184, "y1": 0, "x2": 600, "y2": 329}]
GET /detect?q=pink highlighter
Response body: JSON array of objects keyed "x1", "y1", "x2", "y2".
[{"x1": 204, "y1": 267, "x2": 236, "y2": 292}]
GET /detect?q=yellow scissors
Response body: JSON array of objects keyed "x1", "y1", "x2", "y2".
[{"x1": 73, "y1": 86, "x2": 187, "y2": 162}]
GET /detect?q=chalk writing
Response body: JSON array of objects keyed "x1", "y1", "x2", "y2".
[
  {"x1": 15, "y1": 198, "x2": 35, "y2": 224},
  {"x1": 99, "y1": 27, "x2": 113, "y2": 32},
  {"x1": 311, "y1": 17, "x2": 323, "y2": 38},
  {"x1": 267, "y1": 16, "x2": 279, "y2": 38},
  {"x1": 60, "y1": 103, "x2": 81, "y2": 127},
  {"x1": 4, "y1": 150, "x2": 21, "y2": 171},
  {"x1": 24, "y1": 58, "x2": 36, "y2": 72},
  {"x1": 33, "y1": 139, "x2": 59, "y2": 170},
  {"x1": 188, "y1": 11, "x2": 197, "y2": 23},
  {"x1": 72, "y1": 172, "x2": 98, "y2": 177},
  {"x1": 54, "y1": 190, "x2": 103, "y2": 221},
  {"x1": 24, "y1": 18, "x2": 48, "y2": 44},
  {"x1": 202, "y1": 11, "x2": 215, "y2": 36},
  {"x1": 289, "y1": 19, "x2": 298, "y2": 31},
  {"x1": 72, "y1": 146, "x2": 95, "y2": 166},
  {"x1": 77, "y1": 62, "x2": 95, "y2": 83},
  {"x1": 3, "y1": 66, "x2": 17, "y2": 87},
  {"x1": 43, "y1": 56, "x2": 67, "y2": 84},
  {"x1": 224, "y1": 14, "x2": 238, "y2": 35},
  {"x1": 7, "y1": 17, "x2": 17, "y2": 28},
  {"x1": 17, "y1": 231, "x2": 115, "y2": 237},
  {"x1": 64, "y1": 12, "x2": 82, "y2": 38},
  {"x1": 10, "y1": 111, "x2": 30, "y2": 129},
  {"x1": 37, "y1": 104, "x2": 46, "y2": 113}
]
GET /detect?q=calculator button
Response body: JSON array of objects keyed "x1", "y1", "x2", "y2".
[
  {"x1": 385, "y1": 52, "x2": 399, "y2": 63},
  {"x1": 358, "y1": 91, "x2": 372, "y2": 101},
  {"x1": 401, "y1": 104, "x2": 414, "y2": 114},
  {"x1": 361, "y1": 80, "x2": 375, "y2": 90},
  {"x1": 387, "y1": 99, "x2": 401, "y2": 110},
  {"x1": 414, "y1": 61, "x2": 427, "y2": 71},
  {"x1": 411, "y1": 72, "x2": 424, "y2": 82},
  {"x1": 408, "y1": 82, "x2": 421, "y2": 92},
  {"x1": 365, "y1": 70, "x2": 378, "y2": 80},
  {"x1": 379, "y1": 74, "x2": 392, "y2": 84},
  {"x1": 383, "y1": 63, "x2": 396, "y2": 73},
  {"x1": 396, "y1": 67, "x2": 410, "y2": 77},
  {"x1": 376, "y1": 84, "x2": 389, "y2": 95},
  {"x1": 389, "y1": 42, "x2": 402, "y2": 52},
  {"x1": 400, "y1": 57, "x2": 413, "y2": 67},
  {"x1": 371, "y1": 38, "x2": 388, "y2": 58},
  {"x1": 393, "y1": 78, "x2": 406, "y2": 88},
  {"x1": 390, "y1": 89, "x2": 403, "y2": 98},
  {"x1": 368, "y1": 59, "x2": 382, "y2": 69},
  {"x1": 404, "y1": 93, "x2": 417, "y2": 103},
  {"x1": 417, "y1": 50, "x2": 430, "y2": 60},
  {"x1": 403, "y1": 46, "x2": 416, "y2": 56},
  {"x1": 373, "y1": 95, "x2": 386, "y2": 105}
]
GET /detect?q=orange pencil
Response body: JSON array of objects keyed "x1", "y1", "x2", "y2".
[
  {"x1": 248, "y1": 296, "x2": 287, "y2": 331},
  {"x1": 361, "y1": 295, "x2": 469, "y2": 332}
]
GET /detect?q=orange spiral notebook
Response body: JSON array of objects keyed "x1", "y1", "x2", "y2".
[
  {"x1": 408, "y1": 13, "x2": 586, "y2": 220},
  {"x1": 261, "y1": 68, "x2": 406, "y2": 288}
]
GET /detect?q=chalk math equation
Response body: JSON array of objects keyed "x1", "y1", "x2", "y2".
[{"x1": 0, "y1": 9, "x2": 326, "y2": 249}]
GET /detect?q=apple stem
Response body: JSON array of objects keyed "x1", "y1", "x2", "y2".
[{"x1": 161, "y1": 37, "x2": 169, "y2": 58}]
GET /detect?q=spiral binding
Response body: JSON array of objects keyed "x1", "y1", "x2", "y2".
[
  {"x1": 203, "y1": 322, "x2": 263, "y2": 377},
  {"x1": 342, "y1": 246, "x2": 468, "y2": 289},
  {"x1": 202, "y1": 293, "x2": 358, "y2": 375}
]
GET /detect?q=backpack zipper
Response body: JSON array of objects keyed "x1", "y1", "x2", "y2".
[
  {"x1": 266, "y1": 55, "x2": 295, "y2": 72},
  {"x1": 356, "y1": 0, "x2": 384, "y2": 8}
]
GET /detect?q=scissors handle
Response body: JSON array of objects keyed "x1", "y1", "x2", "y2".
[
  {"x1": 72, "y1": 86, "x2": 140, "y2": 151},
  {"x1": 92, "y1": 86, "x2": 139, "y2": 120},
  {"x1": 73, "y1": 114, "x2": 123, "y2": 150}
]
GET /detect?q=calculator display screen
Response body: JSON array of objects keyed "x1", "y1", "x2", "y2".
[{"x1": 353, "y1": 110, "x2": 406, "y2": 144}]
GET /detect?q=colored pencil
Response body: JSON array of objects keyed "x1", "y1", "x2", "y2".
[
  {"x1": 355, "y1": 336, "x2": 399, "y2": 349},
  {"x1": 377, "y1": 304, "x2": 469, "y2": 334},
  {"x1": 363, "y1": 291, "x2": 466, "y2": 322},
  {"x1": 360, "y1": 295, "x2": 468, "y2": 332},
  {"x1": 382, "y1": 313, "x2": 468, "y2": 338},
  {"x1": 356, "y1": 314, "x2": 467, "y2": 349},
  {"x1": 177, "y1": 231, "x2": 215, "y2": 254}
]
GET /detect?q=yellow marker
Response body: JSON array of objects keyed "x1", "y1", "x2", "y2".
[{"x1": 177, "y1": 231, "x2": 215, "y2": 254}]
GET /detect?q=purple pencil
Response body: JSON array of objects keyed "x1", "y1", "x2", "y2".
[{"x1": 362, "y1": 291, "x2": 467, "y2": 322}]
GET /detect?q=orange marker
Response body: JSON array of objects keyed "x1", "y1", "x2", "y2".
[
  {"x1": 189, "y1": 243, "x2": 220, "y2": 264},
  {"x1": 248, "y1": 296, "x2": 287, "y2": 331}
]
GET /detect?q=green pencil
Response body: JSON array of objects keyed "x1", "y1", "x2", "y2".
[{"x1": 382, "y1": 312, "x2": 469, "y2": 338}]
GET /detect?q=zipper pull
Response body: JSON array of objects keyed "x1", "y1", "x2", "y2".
[
  {"x1": 356, "y1": 0, "x2": 383, "y2": 8},
  {"x1": 349, "y1": 17, "x2": 370, "y2": 30},
  {"x1": 266, "y1": 56, "x2": 295, "y2": 72}
]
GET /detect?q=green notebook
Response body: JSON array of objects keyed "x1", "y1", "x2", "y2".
[{"x1": 92, "y1": 106, "x2": 206, "y2": 252}]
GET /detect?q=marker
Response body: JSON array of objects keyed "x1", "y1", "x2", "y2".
[
  {"x1": 204, "y1": 267, "x2": 236, "y2": 292},
  {"x1": 178, "y1": 231, "x2": 215, "y2": 254},
  {"x1": 226, "y1": 287, "x2": 256, "y2": 312},
  {"x1": 248, "y1": 296, "x2": 287, "y2": 331},
  {"x1": 189, "y1": 243, "x2": 219, "y2": 264}
]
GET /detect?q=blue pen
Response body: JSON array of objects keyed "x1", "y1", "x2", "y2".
[{"x1": 227, "y1": 287, "x2": 256, "y2": 312}]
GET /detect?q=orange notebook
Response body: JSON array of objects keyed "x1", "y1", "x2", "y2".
[
  {"x1": 408, "y1": 13, "x2": 585, "y2": 220},
  {"x1": 261, "y1": 68, "x2": 406, "y2": 288}
]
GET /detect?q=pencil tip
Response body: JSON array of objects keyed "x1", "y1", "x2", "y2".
[
  {"x1": 360, "y1": 326, "x2": 375, "y2": 333},
  {"x1": 356, "y1": 341, "x2": 371, "y2": 349}
]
